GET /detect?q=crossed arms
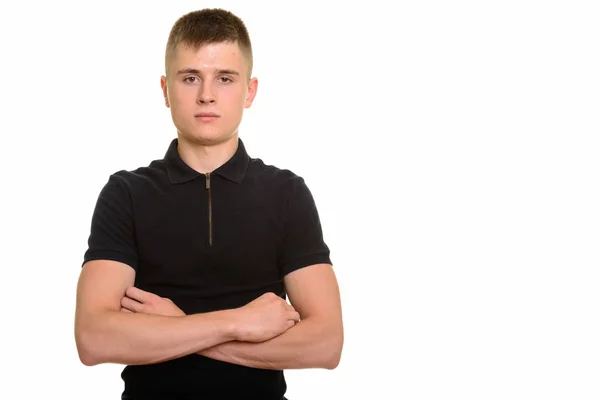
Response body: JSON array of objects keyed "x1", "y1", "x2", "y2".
[{"x1": 74, "y1": 260, "x2": 343, "y2": 370}]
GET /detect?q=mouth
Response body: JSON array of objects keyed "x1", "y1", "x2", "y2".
[{"x1": 195, "y1": 113, "x2": 220, "y2": 122}]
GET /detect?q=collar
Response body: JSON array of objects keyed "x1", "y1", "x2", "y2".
[{"x1": 164, "y1": 137, "x2": 250, "y2": 184}]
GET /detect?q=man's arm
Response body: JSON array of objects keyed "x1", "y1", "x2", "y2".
[
  {"x1": 75, "y1": 260, "x2": 298, "y2": 367},
  {"x1": 198, "y1": 263, "x2": 343, "y2": 370}
]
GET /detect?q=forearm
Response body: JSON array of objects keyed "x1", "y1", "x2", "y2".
[
  {"x1": 199, "y1": 317, "x2": 342, "y2": 370},
  {"x1": 77, "y1": 310, "x2": 235, "y2": 366}
]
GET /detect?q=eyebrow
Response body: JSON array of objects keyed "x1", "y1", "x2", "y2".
[{"x1": 176, "y1": 68, "x2": 240, "y2": 76}]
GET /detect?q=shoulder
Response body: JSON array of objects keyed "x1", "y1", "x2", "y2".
[
  {"x1": 247, "y1": 156, "x2": 306, "y2": 189},
  {"x1": 102, "y1": 157, "x2": 169, "y2": 193},
  {"x1": 246, "y1": 157, "x2": 316, "y2": 211}
]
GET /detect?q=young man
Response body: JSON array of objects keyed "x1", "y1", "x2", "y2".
[{"x1": 74, "y1": 8, "x2": 343, "y2": 400}]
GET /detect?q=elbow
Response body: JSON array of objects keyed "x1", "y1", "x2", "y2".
[
  {"x1": 324, "y1": 345, "x2": 342, "y2": 370},
  {"x1": 79, "y1": 353, "x2": 99, "y2": 367},
  {"x1": 75, "y1": 322, "x2": 106, "y2": 366},
  {"x1": 324, "y1": 355, "x2": 340, "y2": 370},
  {"x1": 75, "y1": 309, "x2": 123, "y2": 366},
  {"x1": 321, "y1": 332, "x2": 344, "y2": 370},
  {"x1": 76, "y1": 330, "x2": 101, "y2": 366}
]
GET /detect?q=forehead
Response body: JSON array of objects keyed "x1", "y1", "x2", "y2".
[{"x1": 171, "y1": 41, "x2": 246, "y2": 72}]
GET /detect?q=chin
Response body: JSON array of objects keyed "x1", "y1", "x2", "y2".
[{"x1": 179, "y1": 130, "x2": 236, "y2": 146}]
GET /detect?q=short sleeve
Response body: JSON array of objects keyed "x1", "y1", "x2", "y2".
[
  {"x1": 82, "y1": 173, "x2": 138, "y2": 270},
  {"x1": 278, "y1": 176, "x2": 332, "y2": 276}
]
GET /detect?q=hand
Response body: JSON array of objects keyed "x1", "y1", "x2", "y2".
[
  {"x1": 120, "y1": 286, "x2": 185, "y2": 317},
  {"x1": 232, "y1": 292, "x2": 300, "y2": 343}
]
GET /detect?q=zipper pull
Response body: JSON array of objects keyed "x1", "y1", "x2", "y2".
[{"x1": 206, "y1": 173, "x2": 211, "y2": 189}]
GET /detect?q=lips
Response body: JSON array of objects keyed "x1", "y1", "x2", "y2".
[{"x1": 195, "y1": 112, "x2": 220, "y2": 123}]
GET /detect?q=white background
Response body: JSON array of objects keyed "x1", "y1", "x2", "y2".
[{"x1": 1, "y1": 0, "x2": 599, "y2": 399}]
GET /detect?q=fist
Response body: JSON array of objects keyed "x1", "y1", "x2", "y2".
[{"x1": 233, "y1": 292, "x2": 300, "y2": 342}]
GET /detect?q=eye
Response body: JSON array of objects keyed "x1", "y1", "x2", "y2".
[
  {"x1": 184, "y1": 76, "x2": 199, "y2": 83},
  {"x1": 219, "y1": 76, "x2": 233, "y2": 83}
]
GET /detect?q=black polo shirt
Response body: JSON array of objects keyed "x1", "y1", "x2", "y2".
[{"x1": 82, "y1": 137, "x2": 332, "y2": 399}]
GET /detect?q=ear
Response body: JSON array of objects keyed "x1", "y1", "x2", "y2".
[
  {"x1": 244, "y1": 77, "x2": 258, "y2": 109},
  {"x1": 160, "y1": 75, "x2": 170, "y2": 108}
]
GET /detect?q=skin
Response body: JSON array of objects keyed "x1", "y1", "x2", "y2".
[
  {"x1": 150, "y1": 41, "x2": 344, "y2": 370},
  {"x1": 74, "y1": 42, "x2": 294, "y2": 368},
  {"x1": 75, "y1": 260, "x2": 300, "y2": 366},
  {"x1": 75, "y1": 40, "x2": 343, "y2": 370},
  {"x1": 160, "y1": 41, "x2": 258, "y2": 173},
  {"x1": 121, "y1": 263, "x2": 344, "y2": 370}
]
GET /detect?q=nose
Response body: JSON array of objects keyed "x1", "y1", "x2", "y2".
[{"x1": 197, "y1": 81, "x2": 215, "y2": 104}]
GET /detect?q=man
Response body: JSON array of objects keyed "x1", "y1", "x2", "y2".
[{"x1": 74, "y1": 8, "x2": 343, "y2": 400}]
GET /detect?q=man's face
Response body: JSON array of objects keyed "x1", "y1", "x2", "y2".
[{"x1": 161, "y1": 41, "x2": 257, "y2": 145}]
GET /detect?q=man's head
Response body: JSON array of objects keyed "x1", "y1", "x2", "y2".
[{"x1": 161, "y1": 8, "x2": 257, "y2": 146}]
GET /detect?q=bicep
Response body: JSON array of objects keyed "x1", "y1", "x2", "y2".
[
  {"x1": 77, "y1": 173, "x2": 139, "y2": 322},
  {"x1": 75, "y1": 260, "x2": 135, "y2": 325},
  {"x1": 284, "y1": 263, "x2": 342, "y2": 324}
]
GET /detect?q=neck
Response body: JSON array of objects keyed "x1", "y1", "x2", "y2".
[{"x1": 176, "y1": 133, "x2": 239, "y2": 174}]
